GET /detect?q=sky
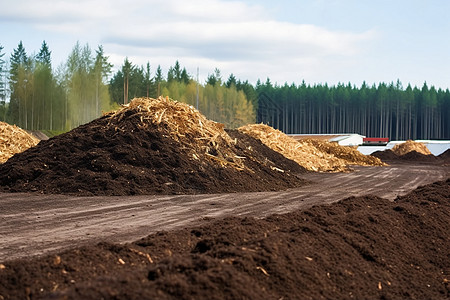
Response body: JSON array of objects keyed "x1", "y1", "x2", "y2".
[{"x1": 1, "y1": 0, "x2": 450, "y2": 89}]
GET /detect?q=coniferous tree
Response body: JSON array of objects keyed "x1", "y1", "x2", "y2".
[
  {"x1": 173, "y1": 61, "x2": 182, "y2": 81},
  {"x1": 180, "y1": 67, "x2": 190, "y2": 85},
  {"x1": 206, "y1": 68, "x2": 222, "y2": 86},
  {"x1": 155, "y1": 65, "x2": 163, "y2": 96},
  {"x1": 0, "y1": 44, "x2": 6, "y2": 121},
  {"x1": 109, "y1": 70, "x2": 124, "y2": 105},
  {"x1": 34, "y1": 40, "x2": 53, "y2": 129},
  {"x1": 226, "y1": 74, "x2": 237, "y2": 88},
  {"x1": 155, "y1": 65, "x2": 163, "y2": 82},
  {"x1": 122, "y1": 57, "x2": 133, "y2": 104},
  {"x1": 8, "y1": 41, "x2": 29, "y2": 127},
  {"x1": 144, "y1": 62, "x2": 155, "y2": 97},
  {"x1": 92, "y1": 45, "x2": 113, "y2": 115}
]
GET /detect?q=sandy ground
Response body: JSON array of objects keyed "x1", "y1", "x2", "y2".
[{"x1": 0, "y1": 163, "x2": 447, "y2": 262}]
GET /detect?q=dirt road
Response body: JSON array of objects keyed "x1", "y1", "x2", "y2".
[{"x1": 1, "y1": 163, "x2": 448, "y2": 262}]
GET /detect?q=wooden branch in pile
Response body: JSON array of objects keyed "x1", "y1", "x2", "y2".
[{"x1": 0, "y1": 122, "x2": 39, "y2": 163}]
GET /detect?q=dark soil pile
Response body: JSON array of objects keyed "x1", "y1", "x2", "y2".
[
  {"x1": 439, "y1": 148, "x2": 450, "y2": 162},
  {"x1": 1, "y1": 179, "x2": 448, "y2": 300},
  {"x1": 401, "y1": 150, "x2": 438, "y2": 161},
  {"x1": 0, "y1": 98, "x2": 307, "y2": 196},
  {"x1": 372, "y1": 149, "x2": 440, "y2": 163},
  {"x1": 371, "y1": 149, "x2": 399, "y2": 161}
]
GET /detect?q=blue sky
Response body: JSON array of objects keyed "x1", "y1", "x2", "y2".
[{"x1": 1, "y1": 0, "x2": 449, "y2": 89}]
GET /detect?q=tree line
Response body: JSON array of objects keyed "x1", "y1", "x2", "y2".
[
  {"x1": 1, "y1": 41, "x2": 113, "y2": 131},
  {"x1": 0, "y1": 41, "x2": 255, "y2": 132},
  {"x1": 256, "y1": 79, "x2": 450, "y2": 140},
  {"x1": 0, "y1": 41, "x2": 448, "y2": 139},
  {"x1": 108, "y1": 60, "x2": 256, "y2": 128}
]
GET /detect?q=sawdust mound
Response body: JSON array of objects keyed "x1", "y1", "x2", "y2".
[
  {"x1": 1, "y1": 179, "x2": 448, "y2": 299},
  {"x1": 0, "y1": 97, "x2": 307, "y2": 195},
  {"x1": 238, "y1": 124, "x2": 384, "y2": 172},
  {"x1": 0, "y1": 121, "x2": 39, "y2": 163},
  {"x1": 303, "y1": 138, "x2": 386, "y2": 167},
  {"x1": 239, "y1": 124, "x2": 348, "y2": 172},
  {"x1": 392, "y1": 140, "x2": 432, "y2": 156}
]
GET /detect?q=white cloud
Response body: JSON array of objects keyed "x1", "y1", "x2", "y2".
[
  {"x1": 1, "y1": 0, "x2": 377, "y2": 85},
  {"x1": 0, "y1": 0, "x2": 118, "y2": 23}
]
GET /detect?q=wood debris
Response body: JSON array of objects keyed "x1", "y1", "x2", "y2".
[
  {"x1": 256, "y1": 266, "x2": 269, "y2": 276},
  {"x1": 303, "y1": 138, "x2": 386, "y2": 167},
  {"x1": 129, "y1": 248, "x2": 154, "y2": 263},
  {"x1": 238, "y1": 124, "x2": 385, "y2": 172},
  {"x1": 53, "y1": 256, "x2": 61, "y2": 266},
  {"x1": 392, "y1": 140, "x2": 431, "y2": 156},
  {"x1": 0, "y1": 121, "x2": 39, "y2": 163}
]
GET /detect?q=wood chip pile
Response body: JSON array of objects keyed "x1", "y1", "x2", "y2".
[
  {"x1": 238, "y1": 124, "x2": 385, "y2": 172},
  {"x1": 108, "y1": 97, "x2": 244, "y2": 170},
  {"x1": 391, "y1": 140, "x2": 432, "y2": 156},
  {"x1": 238, "y1": 124, "x2": 348, "y2": 172},
  {"x1": 0, "y1": 122, "x2": 39, "y2": 164},
  {"x1": 304, "y1": 138, "x2": 386, "y2": 167}
]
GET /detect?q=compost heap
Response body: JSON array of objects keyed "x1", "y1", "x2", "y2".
[
  {"x1": 303, "y1": 138, "x2": 386, "y2": 166},
  {"x1": 0, "y1": 121, "x2": 39, "y2": 163},
  {"x1": 239, "y1": 124, "x2": 385, "y2": 172},
  {"x1": 1, "y1": 179, "x2": 448, "y2": 300},
  {"x1": 0, "y1": 97, "x2": 307, "y2": 196},
  {"x1": 392, "y1": 140, "x2": 432, "y2": 156}
]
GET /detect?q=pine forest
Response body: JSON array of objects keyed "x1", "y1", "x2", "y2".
[{"x1": 0, "y1": 41, "x2": 449, "y2": 140}]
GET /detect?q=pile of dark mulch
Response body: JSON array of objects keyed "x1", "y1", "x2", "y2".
[
  {"x1": 1, "y1": 179, "x2": 448, "y2": 300},
  {"x1": 0, "y1": 116, "x2": 307, "y2": 196},
  {"x1": 439, "y1": 148, "x2": 450, "y2": 162},
  {"x1": 372, "y1": 149, "x2": 440, "y2": 163}
]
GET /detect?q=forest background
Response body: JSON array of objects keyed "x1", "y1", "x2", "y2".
[{"x1": 0, "y1": 41, "x2": 449, "y2": 140}]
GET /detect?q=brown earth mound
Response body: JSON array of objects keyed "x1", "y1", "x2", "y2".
[
  {"x1": 439, "y1": 148, "x2": 450, "y2": 161},
  {"x1": 0, "y1": 121, "x2": 39, "y2": 163},
  {"x1": 239, "y1": 124, "x2": 385, "y2": 172},
  {"x1": 400, "y1": 150, "x2": 438, "y2": 161},
  {"x1": 392, "y1": 140, "x2": 432, "y2": 156},
  {"x1": 303, "y1": 138, "x2": 386, "y2": 166},
  {"x1": 371, "y1": 149, "x2": 400, "y2": 161},
  {"x1": 0, "y1": 97, "x2": 307, "y2": 196},
  {"x1": 372, "y1": 149, "x2": 439, "y2": 163},
  {"x1": 0, "y1": 179, "x2": 448, "y2": 300}
]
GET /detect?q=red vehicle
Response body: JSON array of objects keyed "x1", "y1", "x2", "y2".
[{"x1": 363, "y1": 137, "x2": 389, "y2": 146}]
